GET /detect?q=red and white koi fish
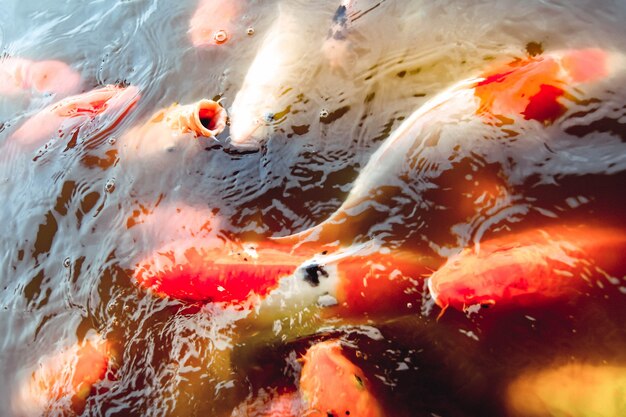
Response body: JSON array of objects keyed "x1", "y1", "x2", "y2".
[
  {"x1": 428, "y1": 225, "x2": 626, "y2": 313},
  {"x1": 506, "y1": 362, "x2": 626, "y2": 417},
  {"x1": 272, "y1": 48, "x2": 625, "y2": 249},
  {"x1": 131, "y1": 204, "x2": 432, "y2": 317},
  {"x1": 188, "y1": 0, "x2": 242, "y2": 47},
  {"x1": 299, "y1": 339, "x2": 384, "y2": 417},
  {"x1": 0, "y1": 56, "x2": 81, "y2": 96},
  {"x1": 10, "y1": 85, "x2": 140, "y2": 148},
  {"x1": 229, "y1": 6, "x2": 324, "y2": 148},
  {"x1": 12, "y1": 336, "x2": 111, "y2": 416},
  {"x1": 118, "y1": 98, "x2": 226, "y2": 161}
]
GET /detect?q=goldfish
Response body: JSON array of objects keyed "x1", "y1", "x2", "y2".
[
  {"x1": 0, "y1": 56, "x2": 81, "y2": 96},
  {"x1": 12, "y1": 336, "x2": 111, "y2": 416},
  {"x1": 229, "y1": 5, "x2": 325, "y2": 148},
  {"x1": 506, "y1": 362, "x2": 626, "y2": 417},
  {"x1": 188, "y1": 0, "x2": 242, "y2": 47},
  {"x1": 10, "y1": 84, "x2": 140, "y2": 149},
  {"x1": 272, "y1": 48, "x2": 626, "y2": 250},
  {"x1": 428, "y1": 225, "x2": 626, "y2": 313},
  {"x1": 118, "y1": 98, "x2": 226, "y2": 161},
  {"x1": 299, "y1": 339, "x2": 384, "y2": 417}
]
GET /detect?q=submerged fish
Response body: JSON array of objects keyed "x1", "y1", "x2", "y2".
[
  {"x1": 188, "y1": 0, "x2": 242, "y2": 47},
  {"x1": 299, "y1": 339, "x2": 384, "y2": 417},
  {"x1": 229, "y1": 5, "x2": 324, "y2": 148},
  {"x1": 428, "y1": 225, "x2": 626, "y2": 312},
  {"x1": 272, "y1": 48, "x2": 626, "y2": 249},
  {"x1": 0, "y1": 56, "x2": 81, "y2": 96},
  {"x1": 118, "y1": 98, "x2": 226, "y2": 161},
  {"x1": 506, "y1": 362, "x2": 626, "y2": 417},
  {"x1": 12, "y1": 336, "x2": 111, "y2": 416},
  {"x1": 10, "y1": 85, "x2": 140, "y2": 149}
]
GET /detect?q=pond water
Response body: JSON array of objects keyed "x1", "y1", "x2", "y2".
[{"x1": 1, "y1": 0, "x2": 626, "y2": 416}]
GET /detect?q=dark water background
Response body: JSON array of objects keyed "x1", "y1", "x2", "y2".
[{"x1": 1, "y1": 0, "x2": 626, "y2": 416}]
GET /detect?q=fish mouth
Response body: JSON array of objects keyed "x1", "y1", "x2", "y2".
[{"x1": 229, "y1": 117, "x2": 264, "y2": 149}]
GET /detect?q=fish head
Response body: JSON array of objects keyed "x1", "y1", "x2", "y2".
[{"x1": 300, "y1": 340, "x2": 384, "y2": 417}]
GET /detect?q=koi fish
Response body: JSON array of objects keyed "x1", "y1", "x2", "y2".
[
  {"x1": 12, "y1": 336, "x2": 111, "y2": 416},
  {"x1": 299, "y1": 339, "x2": 384, "y2": 417},
  {"x1": 229, "y1": 6, "x2": 324, "y2": 148},
  {"x1": 188, "y1": 0, "x2": 242, "y2": 47},
  {"x1": 506, "y1": 362, "x2": 626, "y2": 417},
  {"x1": 10, "y1": 85, "x2": 140, "y2": 148},
  {"x1": 118, "y1": 98, "x2": 226, "y2": 161},
  {"x1": 428, "y1": 225, "x2": 626, "y2": 313},
  {"x1": 272, "y1": 48, "x2": 625, "y2": 249},
  {"x1": 0, "y1": 56, "x2": 81, "y2": 96}
]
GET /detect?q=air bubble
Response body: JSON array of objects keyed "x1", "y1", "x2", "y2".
[
  {"x1": 63, "y1": 257, "x2": 71, "y2": 268},
  {"x1": 320, "y1": 109, "x2": 329, "y2": 118},
  {"x1": 104, "y1": 178, "x2": 116, "y2": 193},
  {"x1": 214, "y1": 30, "x2": 228, "y2": 44},
  {"x1": 108, "y1": 137, "x2": 116, "y2": 145},
  {"x1": 246, "y1": 27, "x2": 254, "y2": 36}
]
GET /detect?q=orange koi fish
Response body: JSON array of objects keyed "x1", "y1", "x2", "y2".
[
  {"x1": 428, "y1": 225, "x2": 626, "y2": 313},
  {"x1": 272, "y1": 48, "x2": 624, "y2": 250},
  {"x1": 13, "y1": 336, "x2": 111, "y2": 416},
  {"x1": 10, "y1": 85, "x2": 140, "y2": 148},
  {"x1": 299, "y1": 339, "x2": 384, "y2": 417},
  {"x1": 0, "y1": 57, "x2": 81, "y2": 96},
  {"x1": 188, "y1": 0, "x2": 242, "y2": 47}
]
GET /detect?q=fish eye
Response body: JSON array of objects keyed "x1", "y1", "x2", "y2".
[{"x1": 262, "y1": 112, "x2": 275, "y2": 123}]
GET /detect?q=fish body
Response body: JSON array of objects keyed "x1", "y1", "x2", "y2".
[
  {"x1": 10, "y1": 85, "x2": 140, "y2": 148},
  {"x1": 0, "y1": 57, "x2": 81, "y2": 96},
  {"x1": 273, "y1": 48, "x2": 625, "y2": 249},
  {"x1": 428, "y1": 225, "x2": 626, "y2": 312}
]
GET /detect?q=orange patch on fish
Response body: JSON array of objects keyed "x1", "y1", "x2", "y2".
[{"x1": 299, "y1": 340, "x2": 384, "y2": 417}]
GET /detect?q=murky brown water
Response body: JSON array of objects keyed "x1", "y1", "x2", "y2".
[{"x1": 1, "y1": 0, "x2": 626, "y2": 416}]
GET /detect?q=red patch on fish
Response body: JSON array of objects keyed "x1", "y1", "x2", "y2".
[
  {"x1": 475, "y1": 56, "x2": 565, "y2": 123},
  {"x1": 134, "y1": 243, "x2": 301, "y2": 306}
]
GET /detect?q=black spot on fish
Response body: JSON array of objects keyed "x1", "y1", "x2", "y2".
[
  {"x1": 303, "y1": 263, "x2": 329, "y2": 287},
  {"x1": 526, "y1": 41, "x2": 544, "y2": 57}
]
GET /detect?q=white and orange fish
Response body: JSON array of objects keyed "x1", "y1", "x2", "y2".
[
  {"x1": 10, "y1": 85, "x2": 140, "y2": 149},
  {"x1": 272, "y1": 48, "x2": 626, "y2": 249},
  {"x1": 12, "y1": 336, "x2": 112, "y2": 416},
  {"x1": 0, "y1": 56, "x2": 81, "y2": 97},
  {"x1": 428, "y1": 224, "x2": 626, "y2": 313}
]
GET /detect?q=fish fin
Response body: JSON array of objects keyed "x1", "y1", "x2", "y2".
[{"x1": 436, "y1": 304, "x2": 449, "y2": 321}]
